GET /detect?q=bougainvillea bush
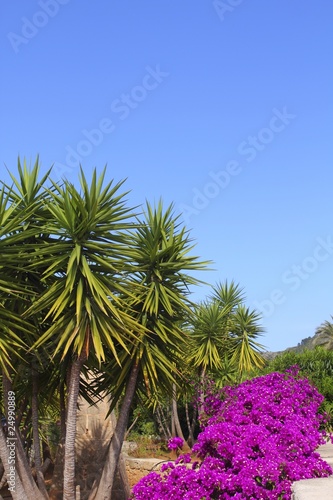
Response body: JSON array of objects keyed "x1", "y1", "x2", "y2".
[{"x1": 131, "y1": 368, "x2": 332, "y2": 500}]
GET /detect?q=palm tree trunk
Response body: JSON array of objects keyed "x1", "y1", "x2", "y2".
[
  {"x1": 0, "y1": 463, "x2": 4, "y2": 485},
  {"x1": 171, "y1": 383, "x2": 186, "y2": 441},
  {"x1": 0, "y1": 424, "x2": 26, "y2": 500},
  {"x1": 31, "y1": 369, "x2": 49, "y2": 498},
  {"x1": 16, "y1": 395, "x2": 28, "y2": 427},
  {"x1": 171, "y1": 396, "x2": 176, "y2": 437},
  {"x1": 88, "y1": 362, "x2": 140, "y2": 500},
  {"x1": 2, "y1": 369, "x2": 45, "y2": 500},
  {"x1": 156, "y1": 404, "x2": 171, "y2": 440},
  {"x1": 198, "y1": 367, "x2": 206, "y2": 418},
  {"x1": 185, "y1": 401, "x2": 195, "y2": 446},
  {"x1": 190, "y1": 404, "x2": 197, "y2": 442},
  {"x1": 110, "y1": 411, "x2": 131, "y2": 499},
  {"x1": 63, "y1": 356, "x2": 83, "y2": 500},
  {"x1": 50, "y1": 380, "x2": 66, "y2": 499},
  {"x1": 0, "y1": 474, "x2": 7, "y2": 492},
  {"x1": 60, "y1": 379, "x2": 67, "y2": 442}
]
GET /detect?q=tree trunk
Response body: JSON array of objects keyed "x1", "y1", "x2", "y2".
[
  {"x1": 31, "y1": 369, "x2": 49, "y2": 498},
  {"x1": 190, "y1": 404, "x2": 197, "y2": 443},
  {"x1": 110, "y1": 412, "x2": 131, "y2": 499},
  {"x1": 156, "y1": 404, "x2": 171, "y2": 440},
  {"x1": 171, "y1": 383, "x2": 186, "y2": 442},
  {"x1": 0, "y1": 471, "x2": 7, "y2": 491},
  {"x1": 63, "y1": 357, "x2": 83, "y2": 500},
  {"x1": 2, "y1": 369, "x2": 45, "y2": 500},
  {"x1": 185, "y1": 401, "x2": 194, "y2": 447},
  {"x1": 170, "y1": 404, "x2": 175, "y2": 436},
  {"x1": 88, "y1": 362, "x2": 140, "y2": 500},
  {"x1": 117, "y1": 453, "x2": 131, "y2": 499},
  {"x1": 16, "y1": 396, "x2": 28, "y2": 428},
  {"x1": 198, "y1": 367, "x2": 206, "y2": 418},
  {"x1": 59, "y1": 379, "x2": 67, "y2": 442},
  {"x1": 0, "y1": 462, "x2": 4, "y2": 484},
  {"x1": 50, "y1": 380, "x2": 66, "y2": 498},
  {"x1": 0, "y1": 417, "x2": 27, "y2": 499},
  {"x1": 15, "y1": 424, "x2": 45, "y2": 499}
]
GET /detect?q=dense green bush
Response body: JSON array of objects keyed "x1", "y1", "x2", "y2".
[{"x1": 265, "y1": 347, "x2": 333, "y2": 428}]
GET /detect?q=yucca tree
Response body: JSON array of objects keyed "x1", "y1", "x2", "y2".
[
  {"x1": 0, "y1": 187, "x2": 31, "y2": 500},
  {"x1": 190, "y1": 300, "x2": 233, "y2": 377},
  {"x1": 90, "y1": 201, "x2": 208, "y2": 500},
  {"x1": 211, "y1": 280, "x2": 245, "y2": 310},
  {"x1": 0, "y1": 177, "x2": 38, "y2": 374},
  {"x1": 0, "y1": 158, "x2": 53, "y2": 500},
  {"x1": 189, "y1": 281, "x2": 265, "y2": 390},
  {"x1": 28, "y1": 168, "x2": 142, "y2": 499},
  {"x1": 189, "y1": 281, "x2": 244, "y2": 376},
  {"x1": 228, "y1": 305, "x2": 265, "y2": 379},
  {"x1": 5, "y1": 158, "x2": 55, "y2": 498}
]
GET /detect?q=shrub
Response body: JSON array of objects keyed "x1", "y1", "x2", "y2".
[
  {"x1": 265, "y1": 347, "x2": 333, "y2": 431},
  {"x1": 131, "y1": 368, "x2": 332, "y2": 500}
]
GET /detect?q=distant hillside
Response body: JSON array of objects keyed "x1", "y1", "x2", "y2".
[{"x1": 264, "y1": 330, "x2": 333, "y2": 361}]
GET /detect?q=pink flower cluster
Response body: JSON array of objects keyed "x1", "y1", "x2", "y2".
[
  {"x1": 131, "y1": 368, "x2": 332, "y2": 499},
  {"x1": 168, "y1": 437, "x2": 184, "y2": 450}
]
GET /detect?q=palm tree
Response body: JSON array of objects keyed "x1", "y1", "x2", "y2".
[
  {"x1": 189, "y1": 281, "x2": 244, "y2": 376},
  {"x1": 90, "y1": 201, "x2": 208, "y2": 499},
  {"x1": 189, "y1": 281, "x2": 265, "y2": 391},
  {"x1": 28, "y1": 167, "x2": 142, "y2": 499},
  {"x1": 312, "y1": 317, "x2": 333, "y2": 351},
  {"x1": 315, "y1": 316, "x2": 333, "y2": 337},
  {"x1": 228, "y1": 305, "x2": 265, "y2": 378},
  {"x1": 0, "y1": 174, "x2": 38, "y2": 374},
  {"x1": 0, "y1": 158, "x2": 52, "y2": 499},
  {"x1": 190, "y1": 299, "x2": 232, "y2": 377}
]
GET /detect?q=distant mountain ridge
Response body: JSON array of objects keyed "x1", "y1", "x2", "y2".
[{"x1": 264, "y1": 329, "x2": 333, "y2": 361}]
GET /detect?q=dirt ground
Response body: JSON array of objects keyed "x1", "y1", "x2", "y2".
[{"x1": 127, "y1": 467, "x2": 151, "y2": 489}]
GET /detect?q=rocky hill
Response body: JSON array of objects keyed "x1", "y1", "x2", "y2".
[{"x1": 264, "y1": 329, "x2": 333, "y2": 361}]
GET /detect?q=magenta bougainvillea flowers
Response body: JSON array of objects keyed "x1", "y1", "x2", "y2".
[
  {"x1": 131, "y1": 367, "x2": 332, "y2": 500},
  {"x1": 168, "y1": 437, "x2": 184, "y2": 450}
]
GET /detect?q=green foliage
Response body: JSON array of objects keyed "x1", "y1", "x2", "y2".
[
  {"x1": 188, "y1": 281, "x2": 266, "y2": 383},
  {"x1": 127, "y1": 402, "x2": 158, "y2": 437},
  {"x1": 125, "y1": 435, "x2": 169, "y2": 459},
  {"x1": 92, "y1": 200, "x2": 209, "y2": 411},
  {"x1": 28, "y1": 167, "x2": 141, "y2": 364},
  {"x1": 265, "y1": 347, "x2": 333, "y2": 429}
]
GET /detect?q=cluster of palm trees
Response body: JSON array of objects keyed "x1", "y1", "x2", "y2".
[{"x1": 0, "y1": 158, "x2": 265, "y2": 499}]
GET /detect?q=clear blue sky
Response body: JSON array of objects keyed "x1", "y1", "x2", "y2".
[{"x1": 1, "y1": 1, "x2": 333, "y2": 352}]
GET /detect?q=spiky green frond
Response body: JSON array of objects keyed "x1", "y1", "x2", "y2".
[
  {"x1": 211, "y1": 280, "x2": 245, "y2": 309},
  {"x1": 188, "y1": 282, "x2": 266, "y2": 381},
  {"x1": 229, "y1": 305, "x2": 266, "y2": 373},
  {"x1": 25, "y1": 169, "x2": 141, "y2": 363},
  {"x1": 93, "y1": 200, "x2": 208, "y2": 404}
]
